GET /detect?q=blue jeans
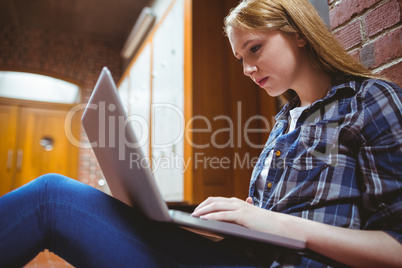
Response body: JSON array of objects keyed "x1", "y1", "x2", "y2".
[{"x1": 0, "y1": 174, "x2": 262, "y2": 267}]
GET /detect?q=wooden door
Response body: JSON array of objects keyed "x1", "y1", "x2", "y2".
[
  {"x1": 0, "y1": 104, "x2": 19, "y2": 196},
  {"x1": 14, "y1": 106, "x2": 79, "y2": 188},
  {"x1": 0, "y1": 99, "x2": 80, "y2": 195}
]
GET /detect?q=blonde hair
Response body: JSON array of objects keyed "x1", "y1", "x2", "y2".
[{"x1": 224, "y1": 0, "x2": 378, "y2": 101}]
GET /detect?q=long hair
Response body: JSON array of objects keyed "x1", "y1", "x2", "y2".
[{"x1": 224, "y1": 0, "x2": 377, "y2": 101}]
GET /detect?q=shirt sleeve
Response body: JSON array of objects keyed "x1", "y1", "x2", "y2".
[{"x1": 358, "y1": 79, "x2": 402, "y2": 243}]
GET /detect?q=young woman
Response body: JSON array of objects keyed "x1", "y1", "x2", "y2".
[{"x1": 1, "y1": 0, "x2": 401, "y2": 267}]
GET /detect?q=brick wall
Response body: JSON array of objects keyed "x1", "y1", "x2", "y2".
[
  {"x1": 0, "y1": 26, "x2": 123, "y2": 188},
  {"x1": 328, "y1": 0, "x2": 402, "y2": 86},
  {"x1": 0, "y1": 27, "x2": 122, "y2": 97}
]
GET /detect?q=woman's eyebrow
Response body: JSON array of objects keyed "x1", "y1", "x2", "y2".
[
  {"x1": 241, "y1": 39, "x2": 254, "y2": 49},
  {"x1": 233, "y1": 38, "x2": 257, "y2": 57}
]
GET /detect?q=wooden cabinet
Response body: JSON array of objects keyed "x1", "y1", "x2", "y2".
[
  {"x1": 119, "y1": 0, "x2": 277, "y2": 204},
  {"x1": 0, "y1": 99, "x2": 80, "y2": 196},
  {"x1": 0, "y1": 104, "x2": 18, "y2": 195}
]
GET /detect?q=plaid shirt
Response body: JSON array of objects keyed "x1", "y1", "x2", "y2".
[{"x1": 250, "y1": 77, "x2": 402, "y2": 249}]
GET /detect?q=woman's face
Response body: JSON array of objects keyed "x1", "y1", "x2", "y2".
[{"x1": 228, "y1": 27, "x2": 307, "y2": 97}]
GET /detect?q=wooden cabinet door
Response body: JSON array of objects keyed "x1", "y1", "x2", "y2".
[
  {"x1": 0, "y1": 100, "x2": 80, "y2": 196},
  {"x1": 0, "y1": 104, "x2": 19, "y2": 196},
  {"x1": 14, "y1": 106, "x2": 79, "y2": 188}
]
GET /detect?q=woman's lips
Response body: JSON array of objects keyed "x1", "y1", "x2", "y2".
[{"x1": 256, "y1": 77, "x2": 268, "y2": 87}]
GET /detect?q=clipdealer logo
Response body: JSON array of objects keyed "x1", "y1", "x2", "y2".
[{"x1": 64, "y1": 101, "x2": 273, "y2": 171}]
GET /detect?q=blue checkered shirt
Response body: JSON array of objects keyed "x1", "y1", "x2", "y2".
[{"x1": 250, "y1": 77, "x2": 402, "y2": 248}]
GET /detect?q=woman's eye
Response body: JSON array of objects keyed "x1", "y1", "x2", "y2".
[{"x1": 250, "y1": 45, "x2": 260, "y2": 53}]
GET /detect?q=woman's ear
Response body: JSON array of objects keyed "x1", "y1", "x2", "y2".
[{"x1": 296, "y1": 34, "x2": 307, "y2": 47}]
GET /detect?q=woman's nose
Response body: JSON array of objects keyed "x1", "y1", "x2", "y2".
[{"x1": 243, "y1": 62, "x2": 257, "y2": 77}]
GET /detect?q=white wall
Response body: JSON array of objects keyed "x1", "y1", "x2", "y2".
[{"x1": 308, "y1": 0, "x2": 330, "y2": 26}]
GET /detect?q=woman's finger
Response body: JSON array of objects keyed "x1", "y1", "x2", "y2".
[
  {"x1": 199, "y1": 210, "x2": 239, "y2": 223},
  {"x1": 192, "y1": 199, "x2": 239, "y2": 217},
  {"x1": 193, "y1": 197, "x2": 237, "y2": 214}
]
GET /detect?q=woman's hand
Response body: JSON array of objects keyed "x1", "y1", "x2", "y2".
[
  {"x1": 192, "y1": 196, "x2": 402, "y2": 268},
  {"x1": 192, "y1": 197, "x2": 256, "y2": 227},
  {"x1": 191, "y1": 196, "x2": 292, "y2": 238}
]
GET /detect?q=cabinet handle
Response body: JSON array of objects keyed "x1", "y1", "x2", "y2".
[
  {"x1": 7, "y1": 149, "x2": 13, "y2": 170},
  {"x1": 16, "y1": 150, "x2": 23, "y2": 171}
]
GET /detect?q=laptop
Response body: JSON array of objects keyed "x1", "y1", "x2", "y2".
[{"x1": 81, "y1": 67, "x2": 306, "y2": 250}]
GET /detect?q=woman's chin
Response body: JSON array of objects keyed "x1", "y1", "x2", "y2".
[{"x1": 263, "y1": 86, "x2": 286, "y2": 97}]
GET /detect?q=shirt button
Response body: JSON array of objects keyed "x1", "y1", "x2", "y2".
[
  {"x1": 275, "y1": 150, "x2": 281, "y2": 157},
  {"x1": 267, "y1": 182, "x2": 273, "y2": 188}
]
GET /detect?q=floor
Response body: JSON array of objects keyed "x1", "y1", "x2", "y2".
[{"x1": 25, "y1": 251, "x2": 73, "y2": 268}]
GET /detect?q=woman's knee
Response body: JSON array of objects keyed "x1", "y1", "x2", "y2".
[
  {"x1": 35, "y1": 173, "x2": 73, "y2": 187},
  {"x1": 33, "y1": 173, "x2": 84, "y2": 195}
]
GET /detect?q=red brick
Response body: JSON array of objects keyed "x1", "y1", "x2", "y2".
[
  {"x1": 365, "y1": 0, "x2": 401, "y2": 37},
  {"x1": 397, "y1": 0, "x2": 402, "y2": 21},
  {"x1": 377, "y1": 61, "x2": 402, "y2": 86},
  {"x1": 334, "y1": 19, "x2": 362, "y2": 50},
  {"x1": 360, "y1": 43, "x2": 376, "y2": 68},
  {"x1": 330, "y1": 0, "x2": 380, "y2": 30},
  {"x1": 348, "y1": 48, "x2": 361, "y2": 61},
  {"x1": 360, "y1": 27, "x2": 402, "y2": 69},
  {"x1": 374, "y1": 27, "x2": 402, "y2": 68}
]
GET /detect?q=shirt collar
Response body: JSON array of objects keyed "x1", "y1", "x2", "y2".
[{"x1": 276, "y1": 76, "x2": 361, "y2": 121}]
